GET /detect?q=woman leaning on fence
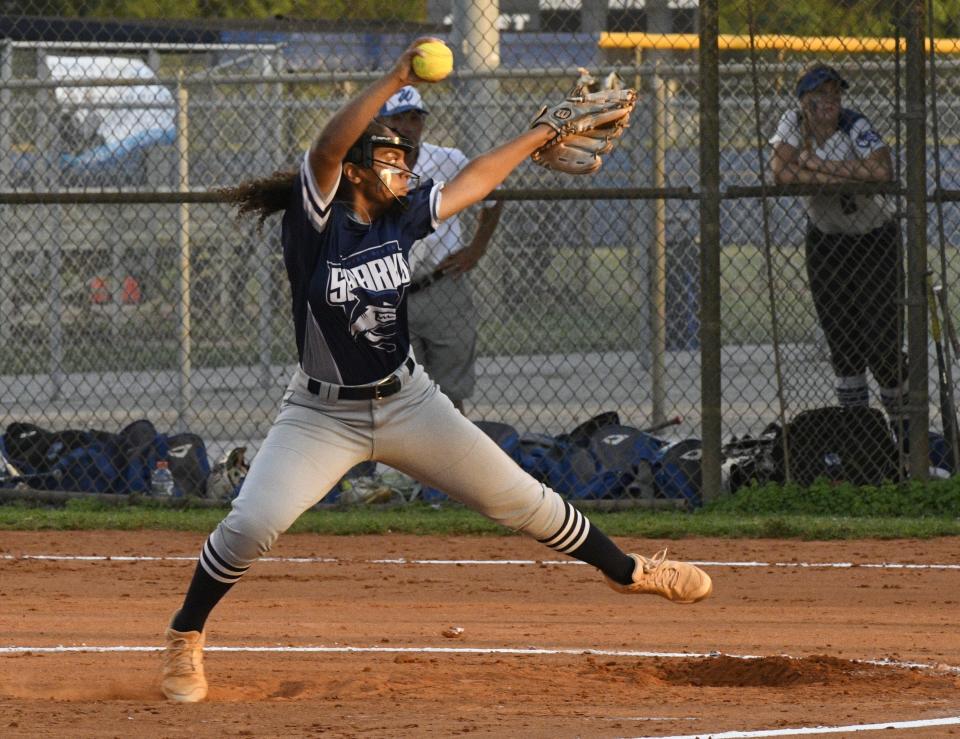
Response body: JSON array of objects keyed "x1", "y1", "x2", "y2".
[{"x1": 769, "y1": 63, "x2": 907, "y2": 445}]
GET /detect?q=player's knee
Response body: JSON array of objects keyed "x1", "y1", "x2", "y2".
[
  {"x1": 491, "y1": 483, "x2": 568, "y2": 540},
  {"x1": 210, "y1": 513, "x2": 278, "y2": 570}
]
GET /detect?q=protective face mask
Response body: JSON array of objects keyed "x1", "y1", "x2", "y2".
[{"x1": 372, "y1": 160, "x2": 420, "y2": 192}]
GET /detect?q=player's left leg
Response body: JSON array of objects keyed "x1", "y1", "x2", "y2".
[
  {"x1": 806, "y1": 226, "x2": 871, "y2": 408},
  {"x1": 375, "y1": 370, "x2": 711, "y2": 603},
  {"x1": 860, "y1": 222, "x2": 909, "y2": 444},
  {"x1": 162, "y1": 389, "x2": 372, "y2": 702}
]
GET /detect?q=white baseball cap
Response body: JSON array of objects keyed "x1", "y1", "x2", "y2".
[{"x1": 379, "y1": 86, "x2": 429, "y2": 117}]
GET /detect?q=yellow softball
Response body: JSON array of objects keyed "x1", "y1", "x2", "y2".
[{"x1": 412, "y1": 41, "x2": 453, "y2": 82}]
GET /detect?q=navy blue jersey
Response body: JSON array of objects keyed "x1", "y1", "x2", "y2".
[{"x1": 283, "y1": 153, "x2": 441, "y2": 385}]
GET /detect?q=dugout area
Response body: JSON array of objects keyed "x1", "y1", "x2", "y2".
[{"x1": 2, "y1": 530, "x2": 959, "y2": 737}]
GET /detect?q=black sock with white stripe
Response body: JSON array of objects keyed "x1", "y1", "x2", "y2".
[
  {"x1": 170, "y1": 536, "x2": 249, "y2": 633},
  {"x1": 537, "y1": 500, "x2": 635, "y2": 586},
  {"x1": 171, "y1": 562, "x2": 234, "y2": 633}
]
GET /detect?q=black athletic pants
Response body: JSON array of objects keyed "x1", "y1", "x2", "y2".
[{"x1": 804, "y1": 220, "x2": 907, "y2": 390}]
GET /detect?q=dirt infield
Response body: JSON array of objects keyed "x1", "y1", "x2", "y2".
[{"x1": 2, "y1": 531, "x2": 960, "y2": 738}]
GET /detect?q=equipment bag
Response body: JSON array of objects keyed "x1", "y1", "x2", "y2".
[
  {"x1": 653, "y1": 438, "x2": 703, "y2": 506},
  {"x1": 508, "y1": 412, "x2": 621, "y2": 500},
  {"x1": 582, "y1": 423, "x2": 660, "y2": 499},
  {"x1": 925, "y1": 430, "x2": 954, "y2": 475},
  {"x1": 771, "y1": 406, "x2": 900, "y2": 486},
  {"x1": 418, "y1": 412, "x2": 703, "y2": 504},
  {"x1": 2, "y1": 422, "x2": 118, "y2": 492},
  {"x1": 113, "y1": 419, "x2": 167, "y2": 494},
  {"x1": 1, "y1": 420, "x2": 209, "y2": 496},
  {"x1": 720, "y1": 424, "x2": 782, "y2": 494},
  {"x1": 516, "y1": 413, "x2": 703, "y2": 504},
  {"x1": 516, "y1": 413, "x2": 625, "y2": 500},
  {"x1": 165, "y1": 432, "x2": 211, "y2": 497},
  {"x1": 587, "y1": 427, "x2": 701, "y2": 505}
]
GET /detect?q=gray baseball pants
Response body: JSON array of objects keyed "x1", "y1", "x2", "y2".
[{"x1": 205, "y1": 361, "x2": 573, "y2": 575}]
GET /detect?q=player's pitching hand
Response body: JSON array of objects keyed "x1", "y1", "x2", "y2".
[{"x1": 391, "y1": 37, "x2": 445, "y2": 87}]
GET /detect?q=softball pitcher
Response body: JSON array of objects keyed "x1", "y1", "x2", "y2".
[{"x1": 160, "y1": 38, "x2": 711, "y2": 703}]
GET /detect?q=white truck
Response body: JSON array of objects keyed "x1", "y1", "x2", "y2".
[{"x1": 46, "y1": 54, "x2": 175, "y2": 186}]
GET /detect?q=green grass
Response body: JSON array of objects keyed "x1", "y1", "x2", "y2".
[
  {"x1": 704, "y1": 477, "x2": 960, "y2": 518},
  {"x1": 1, "y1": 493, "x2": 958, "y2": 540}
]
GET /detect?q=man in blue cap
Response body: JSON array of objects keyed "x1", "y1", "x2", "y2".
[
  {"x1": 769, "y1": 63, "x2": 907, "y2": 447},
  {"x1": 378, "y1": 86, "x2": 502, "y2": 414}
]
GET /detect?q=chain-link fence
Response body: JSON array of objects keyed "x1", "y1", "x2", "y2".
[{"x1": 0, "y1": 1, "x2": 955, "y2": 502}]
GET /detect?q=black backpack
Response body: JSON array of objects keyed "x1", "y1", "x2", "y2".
[
  {"x1": 772, "y1": 406, "x2": 900, "y2": 486},
  {"x1": 165, "y1": 432, "x2": 211, "y2": 497}
]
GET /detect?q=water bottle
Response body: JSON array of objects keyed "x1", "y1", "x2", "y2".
[{"x1": 151, "y1": 459, "x2": 175, "y2": 497}]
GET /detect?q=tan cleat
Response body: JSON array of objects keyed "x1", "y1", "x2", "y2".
[
  {"x1": 161, "y1": 624, "x2": 208, "y2": 702},
  {"x1": 605, "y1": 549, "x2": 712, "y2": 603}
]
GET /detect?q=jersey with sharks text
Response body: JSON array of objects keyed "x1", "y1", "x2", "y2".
[{"x1": 283, "y1": 151, "x2": 441, "y2": 385}]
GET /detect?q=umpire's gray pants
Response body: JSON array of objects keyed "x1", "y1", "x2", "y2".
[{"x1": 207, "y1": 362, "x2": 569, "y2": 572}]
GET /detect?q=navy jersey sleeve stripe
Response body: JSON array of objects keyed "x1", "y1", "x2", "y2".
[{"x1": 300, "y1": 151, "x2": 340, "y2": 234}]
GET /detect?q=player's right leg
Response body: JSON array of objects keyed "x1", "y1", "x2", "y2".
[
  {"x1": 859, "y1": 222, "x2": 909, "y2": 446},
  {"x1": 376, "y1": 372, "x2": 711, "y2": 604},
  {"x1": 161, "y1": 396, "x2": 370, "y2": 702}
]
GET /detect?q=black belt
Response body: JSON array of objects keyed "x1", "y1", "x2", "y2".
[
  {"x1": 408, "y1": 269, "x2": 446, "y2": 295},
  {"x1": 307, "y1": 357, "x2": 415, "y2": 400}
]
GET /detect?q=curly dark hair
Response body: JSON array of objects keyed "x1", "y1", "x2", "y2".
[
  {"x1": 222, "y1": 122, "x2": 405, "y2": 227},
  {"x1": 219, "y1": 169, "x2": 298, "y2": 228}
]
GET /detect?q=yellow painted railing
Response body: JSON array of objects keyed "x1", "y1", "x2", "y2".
[{"x1": 600, "y1": 32, "x2": 960, "y2": 54}]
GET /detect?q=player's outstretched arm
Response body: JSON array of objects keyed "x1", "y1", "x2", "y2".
[
  {"x1": 439, "y1": 85, "x2": 634, "y2": 219},
  {"x1": 438, "y1": 127, "x2": 554, "y2": 221},
  {"x1": 306, "y1": 38, "x2": 440, "y2": 195}
]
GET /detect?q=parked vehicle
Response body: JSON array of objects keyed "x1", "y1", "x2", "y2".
[{"x1": 11, "y1": 54, "x2": 176, "y2": 187}]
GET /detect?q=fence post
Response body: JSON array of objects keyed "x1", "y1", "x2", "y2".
[
  {"x1": 698, "y1": 0, "x2": 722, "y2": 502},
  {"x1": 254, "y1": 48, "x2": 282, "y2": 391},
  {"x1": 36, "y1": 48, "x2": 65, "y2": 401},
  {"x1": 630, "y1": 47, "x2": 653, "y2": 382},
  {"x1": 904, "y1": 0, "x2": 930, "y2": 479},
  {"x1": 451, "y1": 0, "x2": 500, "y2": 157},
  {"x1": 176, "y1": 73, "x2": 193, "y2": 432},
  {"x1": 0, "y1": 40, "x2": 12, "y2": 347},
  {"x1": 646, "y1": 0, "x2": 672, "y2": 424},
  {"x1": 649, "y1": 67, "x2": 668, "y2": 425}
]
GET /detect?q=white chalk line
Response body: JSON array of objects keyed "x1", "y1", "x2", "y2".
[
  {"x1": 0, "y1": 644, "x2": 956, "y2": 736},
  {"x1": 2, "y1": 553, "x2": 959, "y2": 569},
  {"x1": 0, "y1": 644, "x2": 956, "y2": 675},
  {"x1": 0, "y1": 645, "x2": 732, "y2": 656},
  {"x1": 625, "y1": 714, "x2": 960, "y2": 738}
]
